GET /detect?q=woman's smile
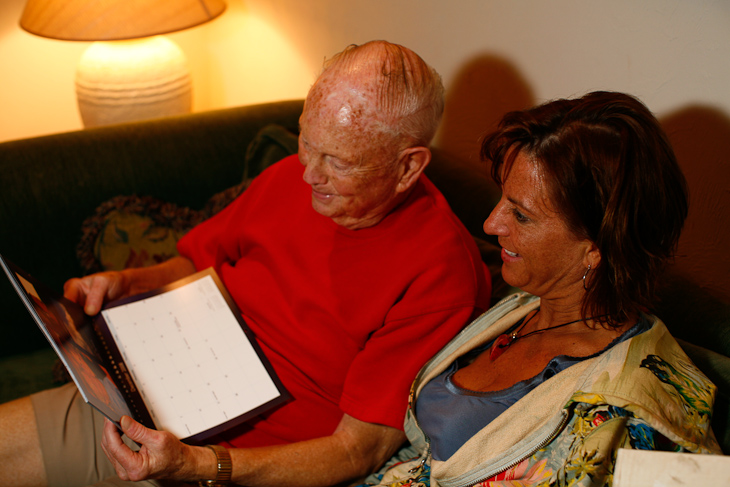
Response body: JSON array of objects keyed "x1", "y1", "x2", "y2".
[{"x1": 502, "y1": 247, "x2": 519, "y2": 259}]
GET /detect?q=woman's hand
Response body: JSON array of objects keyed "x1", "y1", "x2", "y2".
[
  {"x1": 101, "y1": 416, "x2": 214, "y2": 482},
  {"x1": 64, "y1": 271, "x2": 129, "y2": 316}
]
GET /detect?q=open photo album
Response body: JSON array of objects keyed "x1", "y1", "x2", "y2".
[{"x1": 0, "y1": 255, "x2": 288, "y2": 443}]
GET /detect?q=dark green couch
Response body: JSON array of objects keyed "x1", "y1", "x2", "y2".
[{"x1": 1, "y1": 100, "x2": 729, "y2": 453}]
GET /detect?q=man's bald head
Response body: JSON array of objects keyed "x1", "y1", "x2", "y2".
[{"x1": 311, "y1": 40, "x2": 444, "y2": 148}]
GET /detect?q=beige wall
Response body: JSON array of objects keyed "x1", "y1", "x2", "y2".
[{"x1": 1, "y1": 0, "x2": 729, "y2": 300}]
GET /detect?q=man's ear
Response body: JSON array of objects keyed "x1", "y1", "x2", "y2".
[{"x1": 396, "y1": 146, "x2": 431, "y2": 193}]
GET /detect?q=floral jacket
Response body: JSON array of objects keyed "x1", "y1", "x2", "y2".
[{"x1": 363, "y1": 293, "x2": 721, "y2": 487}]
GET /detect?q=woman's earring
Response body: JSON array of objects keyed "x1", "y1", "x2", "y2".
[{"x1": 582, "y1": 264, "x2": 592, "y2": 291}]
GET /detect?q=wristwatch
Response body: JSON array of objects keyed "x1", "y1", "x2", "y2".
[{"x1": 198, "y1": 444, "x2": 232, "y2": 487}]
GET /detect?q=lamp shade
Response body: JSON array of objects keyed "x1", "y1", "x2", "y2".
[{"x1": 20, "y1": 0, "x2": 227, "y2": 41}]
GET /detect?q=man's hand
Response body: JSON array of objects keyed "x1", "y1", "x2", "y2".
[
  {"x1": 101, "y1": 416, "x2": 213, "y2": 482},
  {"x1": 101, "y1": 412, "x2": 405, "y2": 487},
  {"x1": 63, "y1": 257, "x2": 197, "y2": 315},
  {"x1": 64, "y1": 271, "x2": 128, "y2": 316}
]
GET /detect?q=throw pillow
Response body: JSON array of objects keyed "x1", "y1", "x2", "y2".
[
  {"x1": 77, "y1": 195, "x2": 206, "y2": 273},
  {"x1": 76, "y1": 124, "x2": 299, "y2": 273}
]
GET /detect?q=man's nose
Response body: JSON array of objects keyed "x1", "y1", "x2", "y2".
[{"x1": 302, "y1": 157, "x2": 327, "y2": 185}]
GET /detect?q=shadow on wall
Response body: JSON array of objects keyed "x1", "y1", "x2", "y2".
[
  {"x1": 653, "y1": 107, "x2": 730, "y2": 357},
  {"x1": 434, "y1": 53, "x2": 535, "y2": 167},
  {"x1": 430, "y1": 53, "x2": 535, "y2": 245},
  {"x1": 659, "y1": 106, "x2": 730, "y2": 304}
]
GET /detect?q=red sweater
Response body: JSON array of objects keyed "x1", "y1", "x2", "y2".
[{"x1": 177, "y1": 155, "x2": 491, "y2": 447}]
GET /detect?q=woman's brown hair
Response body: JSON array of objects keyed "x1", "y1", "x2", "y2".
[{"x1": 481, "y1": 91, "x2": 688, "y2": 326}]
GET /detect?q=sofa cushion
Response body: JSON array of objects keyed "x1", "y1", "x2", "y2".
[
  {"x1": 76, "y1": 124, "x2": 299, "y2": 273},
  {"x1": 243, "y1": 123, "x2": 300, "y2": 179}
]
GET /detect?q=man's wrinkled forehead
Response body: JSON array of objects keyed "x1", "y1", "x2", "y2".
[
  {"x1": 304, "y1": 77, "x2": 378, "y2": 127},
  {"x1": 301, "y1": 76, "x2": 398, "y2": 165}
]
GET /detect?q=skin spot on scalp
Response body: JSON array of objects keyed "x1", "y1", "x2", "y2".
[{"x1": 337, "y1": 106, "x2": 352, "y2": 125}]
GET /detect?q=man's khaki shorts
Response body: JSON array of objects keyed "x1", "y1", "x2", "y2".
[{"x1": 31, "y1": 383, "x2": 173, "y2": 487}]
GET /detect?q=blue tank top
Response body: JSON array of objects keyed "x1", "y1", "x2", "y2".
[{"x1": 416, "y1": 315, "x2": 650, "y2": 461}]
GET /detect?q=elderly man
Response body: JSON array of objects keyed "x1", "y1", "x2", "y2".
[{"x1": 0, "y1": 41, "x2": 491, "y2": 487}]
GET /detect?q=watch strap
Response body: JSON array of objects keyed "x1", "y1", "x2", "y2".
[{"x1": 198, "y1": 444, "x2": 232, "y2": 487}]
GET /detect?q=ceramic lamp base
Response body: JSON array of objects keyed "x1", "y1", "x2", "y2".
[{"x1": 75, "y1": 36, "x2": 192, "y2": 128}]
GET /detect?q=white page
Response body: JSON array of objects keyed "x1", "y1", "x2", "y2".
[
  {"x1": 101, "y1": 274, "x2": 281, "y2": 439},
  {"x1": 614, "y1": 449, "x2": 730, "y2": 486}
]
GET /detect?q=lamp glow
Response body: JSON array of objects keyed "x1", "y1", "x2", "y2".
[
  {"x1": 76, "y1": 37, "x2": 192, "y2": 127},
  {"x1": 19, "y1": 0, "x2": 226, "y2": 127}
]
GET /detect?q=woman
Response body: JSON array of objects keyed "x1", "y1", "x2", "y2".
[{"x1": 363, "y1": 91, "x2": 720, "y2": 487}]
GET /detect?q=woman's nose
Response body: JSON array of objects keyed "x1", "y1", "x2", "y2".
[{"x1": 483, "y1": 202, "x2": 506, "y2": 236}]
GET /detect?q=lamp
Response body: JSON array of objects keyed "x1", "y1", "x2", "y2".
[{"x1": 20, "y1": 0, "x2": 227, "y2": 127}]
